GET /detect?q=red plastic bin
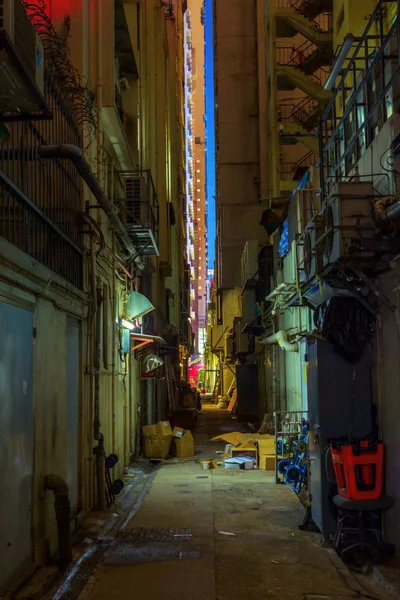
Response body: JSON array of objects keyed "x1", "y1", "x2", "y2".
[{"x1": 330, "y1": 441, "x2": 384, "y2": 501}]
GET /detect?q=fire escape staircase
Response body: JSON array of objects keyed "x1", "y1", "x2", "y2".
[{"x1": 275, "y1": 0, "x2": 333, "y2": 153}]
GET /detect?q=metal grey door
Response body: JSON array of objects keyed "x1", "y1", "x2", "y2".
[
  {"x1": 66, "y1": 320, "x2": 80, "y2": 511},
  {"x1": 0, "y1": 301, "x2": 34, "y2": 590}
]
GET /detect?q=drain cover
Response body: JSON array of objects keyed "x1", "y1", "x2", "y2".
[
  {"x1": 179, "y1": 551, "x2": 200, "y2": 559},
  {"x1": 196, "y1": 476, "x2": 208, "y2": 479},
  {"x1": 96, "y1": 538, "x2": 115, "y2": 547},
  {"x1": 174, "y1": 484, "x2": 189, "y2": 488},
  {"x1": 174, "y1": 501, "x2": 194, "y2": 506},
  {"x1": 178, "y1": 490, "x2": 192, "y2": 494},
  {"x1": 119, "y1": 528, "x2": 192, "y2": 542}
]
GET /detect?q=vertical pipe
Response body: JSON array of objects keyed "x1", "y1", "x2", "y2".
[
  {"x1": 97, "y1": 0, "x2": 103, "y2": 181},
  {"x1": 94, "y1": 278, "x2": 106, "y2": 511}
]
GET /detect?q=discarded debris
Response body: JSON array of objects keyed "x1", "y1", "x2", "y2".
[
  {"x1": 218, "y1": 531, "x2": 236, "y2": 536},
  {"x1": 179, "y1": 551, "x2": 200, "y2": 559},
  {"x1": 270, "y1": 560, "x2": 279, "y2": 565}
]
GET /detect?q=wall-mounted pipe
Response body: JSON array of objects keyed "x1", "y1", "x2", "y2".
[
  {"x1": 93, "y1": 279, "x2": 106, "y2": 511},
  {"x1": 45, "y1": 474, "x2": 72, "y2": 569},
  {"x1": 37, "y1": 144, "x2": 144, "y2": 269},
  {"x1": 259, "y1": 330, "x2": 298, "y2": 352},
  {"x1": 374, "y1": 196, "x2": 400, "y2": 225}
]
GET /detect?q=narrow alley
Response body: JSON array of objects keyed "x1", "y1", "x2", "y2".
[
  {"x1": 38, "y1": 406, "x2": 385, "y2": 600},
  {"x1": 3, "y1": 1, "x2": 400, "y2": 598}
]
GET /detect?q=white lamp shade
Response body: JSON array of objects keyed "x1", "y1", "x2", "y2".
[{"x1": 125, "y1": 291, "x2": 155, "y2": 320}]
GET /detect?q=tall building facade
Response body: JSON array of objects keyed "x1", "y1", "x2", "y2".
[
  {"x1": 184, "y1": 1, "x2": 207, "y2": 356},
  {"x1": 0, "y1": 0, "x2": 189, "y2": 593}
]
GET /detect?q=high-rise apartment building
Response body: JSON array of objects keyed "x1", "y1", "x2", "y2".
[{"x1": 184, "y1": 1, "x2": 207, "y2": 356}]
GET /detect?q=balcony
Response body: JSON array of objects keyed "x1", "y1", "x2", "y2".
[
  {"x1": 0, "y1": 73, "x2": 83, "y2": 289},
  {"x1": 320, "y1": 0, "x2": 400, "y2": 199},
  {"x1": 118, "y1": 170, "x2": 160, "y2": 257}
]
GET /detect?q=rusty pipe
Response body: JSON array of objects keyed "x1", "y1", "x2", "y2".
[
  {"x1": 37, "y1": 144, "x2": 144, "y2": 268},
  {"x1": 45, "y1": 474, "x2": 72, "y2": 569}
]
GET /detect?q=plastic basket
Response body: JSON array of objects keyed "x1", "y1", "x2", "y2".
[{"x1": 331, "y1": 441, "x2": 384, "y2": 501}]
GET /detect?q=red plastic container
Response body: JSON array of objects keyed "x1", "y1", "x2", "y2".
[{"x1": 330, "y1": 441, "x2": 384, "y2": 501}]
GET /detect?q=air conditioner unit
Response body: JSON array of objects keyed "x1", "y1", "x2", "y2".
[
  {"x1": 302, "y1": 215, "x2": 324, "y2": 281},
  {"x1": 234, "y1": 317, "x2": 249, "y2": 354},
  {"x1": 224, "y1": 333, "x2": 234, "y2": 362},
  {"x1": 241, "y1": 240, "x2": 259, "y2": 286},
  {"x1": 124, "y1": 177, "x2": 150, "y2": 227},
  {"x1": 0, "y1": 0, "x2": 49, "y2": 118},
  {"x1": 242, "y1": 288, "x2": 256, "y2": 326},
  {"x1": 322, "y1": 181, "x2": 376, "y2": 269}
]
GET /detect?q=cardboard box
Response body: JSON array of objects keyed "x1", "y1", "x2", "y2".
[
  {"x1": 257, "y1": 438, "x2": 275, "y2": 455},
  {"x1": 142, "y1": 421, "x2": 173, "y2": 437},
  {"x1": 231, "y1": 441, "x2": 258, "y2": 461},
  {"x1": 142, "y1": 421, "x2": 173, "y2": 459},
  {"x1": 173, "y1": 426, "x2": 185, "y2": 438},
  {"x1": 259, "y1": 454, "x2": 275, "y2": 471},
  {"x1": 172, "y1": 430, "x2": 194, "y2": 458}
]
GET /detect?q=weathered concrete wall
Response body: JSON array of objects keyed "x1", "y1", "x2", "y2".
[{"x1": 214, "y1": 0, "x2": 267, "y2": 288}]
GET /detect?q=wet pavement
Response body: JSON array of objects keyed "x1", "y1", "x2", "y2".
[{"x1": 43, "y1": 404, "x2": 393, "y2": 600}]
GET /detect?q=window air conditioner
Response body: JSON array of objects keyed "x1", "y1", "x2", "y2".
[
  {"x1": 0, "y1": 0, "x2": 48, "y2": 118},
  {"x1": 303, "y1": 215, "x2": 324, "y2": 281},
  {"x1": 124, "y1": 176, "x2": 150, "y2": 227}
]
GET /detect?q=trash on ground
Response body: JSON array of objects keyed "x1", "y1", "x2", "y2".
[
  {"x1": 224, "y1": 456, "x2": 256, "y2": 470},
  {"x1": 212, "y1": 431, "x2": 276, "y2": 471},
  {"x1": 218, "y1": 531, "x2": 236, "y2": 536},
  {"x1": 200, "y1": 459, "x2": 215, "y2": 470}
]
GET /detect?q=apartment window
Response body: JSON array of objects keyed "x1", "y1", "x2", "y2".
[
  {"x1": 196, "y1": 160, "x2": 200, "y2": 163},
  {"x1": 196, "y1": 169, "x2": 200, "y2": 173},
  {"x1": 196, "y1": 179, "x2": 200, "y2": 182},
  {"x1": 197, "y1": 189, "x2": 200, "y2": 192},
  {"x1": 197, "y1": 208, "x2": 200, "y2": 211},
  {"x1": 337, "y1": 5, "x2": 344, "y2": 32}
]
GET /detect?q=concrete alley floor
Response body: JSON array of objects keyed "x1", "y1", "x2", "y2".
[{"x1": 50, "y1": 404, "x2": 392, "y2": 600}]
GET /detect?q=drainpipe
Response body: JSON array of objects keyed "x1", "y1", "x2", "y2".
[
  {"x1": 45, "y1": 474, "x2": 72, "y2": 569},
  {"x1": 93, "y1": 278, "x2": 106, "y2": 511},
  {"x1": 260, "y1": 330, "x2": 299, "y2": 352},
  {"x1": 37, "y1": 144, "x2": 144, "y2": 269}
]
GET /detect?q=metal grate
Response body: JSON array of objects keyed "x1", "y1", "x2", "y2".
[
  {"x1": 120, "y1": 528, "x2": 192, "y2": 542},
  {"x1": 0, "y1": 72, "x2": 83, "y2": 289}
]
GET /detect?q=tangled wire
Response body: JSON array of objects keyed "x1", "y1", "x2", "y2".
[{"x1": 23, "y1": 0, "x2": 103, "y2": 162}]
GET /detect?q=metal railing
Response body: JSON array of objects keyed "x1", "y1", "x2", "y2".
[
  {"x1": 276, "y1": 45, "x2": 329, "y2": 87},
  {"x1": 279, "y1": 151, "x2": 316, "y2": 181},
  {"x1": 319, "y1": 0, "x2": 400, "y2": 201},
  {"x1": 0, "y1": 72, "x2": 83, "y2": 288}
]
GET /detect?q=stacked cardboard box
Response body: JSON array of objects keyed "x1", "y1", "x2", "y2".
[
  {"x1": 142, "y1": 421, "x2": 173, "y2": 459},
  {"x1": 171, "y1": 427, "x2": 195, "y2": 457}
]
